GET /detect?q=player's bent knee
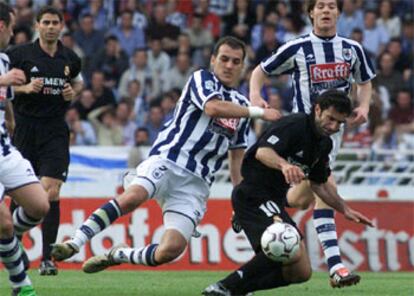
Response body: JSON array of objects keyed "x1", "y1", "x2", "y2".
[
  {"x1": 117, "y1": 185, "x2": 149, "y2": 213},
  {"x1": 35, "y1": 199, "x2": 50, "y2": 219}
]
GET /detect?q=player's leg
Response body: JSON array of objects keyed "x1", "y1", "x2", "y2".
[
  {"x1": 313, "y1": 175, "x2": 360, "y2": 287},
  {"x1": 51, "y1": 183, "x2": 149, "y2": 261},
  {"x1": 286, "y1": 180, "x2": 315, "y2": 209},
  {"x1": 0, "y1": 201, "x2": 37, "y2": 296},
  {"x1": 82, "y1": 214, "x2": 190, "y2": 273},
  {"x1": 8, "y1": 182, "x2": 49, "y2": 238},
  {"x1": 37, "y1": 176, "x2": 63, "y2": 275},
  {"x1": 34, "y1": 122, "x2": 70, "y2": 275},
  {"x1": 82, "y1": 166, "x2": 207, "y2": 273}
]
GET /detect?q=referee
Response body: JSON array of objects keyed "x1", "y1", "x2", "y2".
[{"x1": 7, "y1": 6, "x2": 83, "y2": 276}]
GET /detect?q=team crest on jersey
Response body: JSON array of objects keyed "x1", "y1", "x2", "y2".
[
  {"x1": 310, "y1": 63, "x2": 350, "y2": 83},
  {"x1": 152, "y1": 165, "x2": 167, "y2": 180},
  {"x1": 342, "y1": 48, "x2": 352, "y2": 61},
  {"x1": 209, "y1": 118, "x2": 240, "y2": 138},
  {"x1": 205, "y1": 80, "x2": 215, "y2": 91},
  {"x1": 64, "y1": 65, "x2": 70, "y2": 77}
]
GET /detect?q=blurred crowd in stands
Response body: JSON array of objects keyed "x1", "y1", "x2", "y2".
[{"x1": 6, "y1": 0, "x2": 414, "y2": 163}]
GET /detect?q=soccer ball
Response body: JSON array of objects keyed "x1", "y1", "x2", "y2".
[{"x1": 261, "y1": 222, "x2": 301, "y2": 262}]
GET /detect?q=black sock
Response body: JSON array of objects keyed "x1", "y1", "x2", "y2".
[
  {"x1": 221, "y1": 252, "x2": 290, "y2": 294},
  {"x1": 42, "y1": 200, "x2": 60, "y2": 260},
  {"x1": 241, "y1": 261, "x2": 290, "y2": 293}
]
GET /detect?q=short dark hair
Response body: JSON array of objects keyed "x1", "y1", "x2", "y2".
[
  {"x1": 315, "y1": 89, "x2": 352, "y2": 116},
  {"x1": 0, "y1": 2, "x2": 13, "y2": 26},
  {"x1": 307, "y1": 0, "x2": 341, "y2": 24},
  {"x1": 36, "y1": 6, "x2": 63, "y2": 23},
  {"x1": 213, "y1": 36, "x2": 246, "y2": 60}
]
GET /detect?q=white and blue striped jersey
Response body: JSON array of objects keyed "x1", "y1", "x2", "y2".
[
  {"x1": 149, "y1": 69, "x2": 250, "y2": 186},
  {"x1": 261, "y1": 31, "x2": 376, "y2": 114},
  {"x1": 0, "y1": 52, "x2": 15, "y2": 159}
]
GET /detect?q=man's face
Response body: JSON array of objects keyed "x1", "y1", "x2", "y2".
[
  {"x1": 0, "y1": 13, "x2": 15, "y2": 48},
  {"x1": 37, "y1": 13, "x2": 63, "y2": 43},
  {"x1": 314, "y1": 105, "x2": 347, "y2": 136},
  {"x1": 210, "y1": 44, "x2": 244, "y2": 88},
  {"x1": 310, "y1": 0, "x2": 339, "y2": 34}
]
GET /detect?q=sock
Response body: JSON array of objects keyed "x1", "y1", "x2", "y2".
[
  {"x1": 42, "y1": 201, "x2": 60, "y2": 261},
  {"x1": 0, "y1": 235, "x2": 32, "y2": 288},
  {"x1": 313, "y1": 209, "x2": 344, "y2": 275},
  {"x1": 71, "y1": 200, "x2": 122, "y2": 249},
  {"x1": 221, "y1": 252, "x2": 286, "y2": 293},
  {"x1": 13, "y1": 207, "x2": 43, "y2": 237},
  {"x1": 112, "y1": 244, "x2": 159, "y2": 266}
]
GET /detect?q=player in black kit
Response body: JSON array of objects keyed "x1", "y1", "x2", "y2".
[
  {"x1": 203, "y1": 90, "x2": 374, "y2": 296},
  {"x1": 7, "y1": 6, "x2": 83, "y2": 276}
]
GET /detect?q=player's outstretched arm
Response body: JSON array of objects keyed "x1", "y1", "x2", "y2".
[
  {"x1": 204, "y1": 99, "x2": 281, "y2": 121},
  {"x1": 14, "y1": 78, "x2": 43, "y2": 94},
  {"x1": 349, "y1": 81, "x2": 372, "y2": 127},
  {"x1": 0, "y1": 68, "x2": 26, "y2": 86},
  {"x1": 310, "y1": 181, "x2": 374, "y2": 227}
]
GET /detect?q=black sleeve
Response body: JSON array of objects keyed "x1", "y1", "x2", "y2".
[
  {"x1": 6, "y1": 46, "x2": 23, "y2": 69},
  {"x1": 308, "y1": 146, "x2": 331, "y2": 184},
  {"x1": 256, "y1": 121, "x2": 302, "y2": 156},
  {"x1": 68, "y1": 50, "x2": 82, "y2": 78}
]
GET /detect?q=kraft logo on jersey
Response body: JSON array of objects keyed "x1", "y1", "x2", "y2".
[
  {"x1": 209, "y1": 118, "x2": 240, "y2": 139},
  {"x1": 310, "y1": 63, "x2": 350, "y2": 83}
]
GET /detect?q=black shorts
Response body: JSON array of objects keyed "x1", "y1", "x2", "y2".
[
  {"x1": 232, "y1": 182, "x2": 302, "y2": 253},
  {"x1": 13, "y1": 115, "x2": 70, "y2": 182}
]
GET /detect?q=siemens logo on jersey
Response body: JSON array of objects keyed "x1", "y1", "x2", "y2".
[
  {"x1": 30, "y1": 76, "x2": 66, "y2": 96},
  {"x1": 31, "y1": 76, "x2": 66, "y2": 86},
  {"x1": 310, "y1": 63, "x2": 350, "y2": 83}
]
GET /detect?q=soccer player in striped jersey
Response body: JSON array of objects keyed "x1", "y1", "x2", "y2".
[
  {"x1": 0, "y1": 3, "x2": 49, "y2": 296},
  {"x1": 248, "y1": 0, "x2": 375, "y2": 288},
  {"x1": 51, "y1": 37, "x2": 280, "y2": 272}
]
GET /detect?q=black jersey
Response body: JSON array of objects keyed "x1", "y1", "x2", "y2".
[
  {"x1": 7, "y1": 39, "x2": 81, "y2": 120},
  {"x1": 241, "y1": 113, "x2": 332, "y2": 198}
]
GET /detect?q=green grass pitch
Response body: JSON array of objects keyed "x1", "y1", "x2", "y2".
[{"x1": 1, "y1": 270, "x2": 413, "y2": 295}]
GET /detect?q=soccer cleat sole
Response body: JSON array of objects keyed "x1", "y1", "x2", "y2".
[
  {"x1": 51, "y1": 242, "x2": 78, "y2": 261},
  {"x1": 82, "y1": 244, "x2": 126, "y2": 273},
  {"x1": 82, "y1": 255, "x2": 121, "y2": 273}
]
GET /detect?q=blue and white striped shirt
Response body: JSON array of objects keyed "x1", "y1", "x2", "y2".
[
  {"x1": 0, "y1": 52, "x2": 15, "y2": 157},
  {"x1": 261, "y1": 31, "x2": 376, "y2": 114},
  {"x1": 150, "y1": 69, "x2": 250, "y2": 186}
]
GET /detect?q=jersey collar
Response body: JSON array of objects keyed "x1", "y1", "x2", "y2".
[
  {"x1": 310, "y1": 31, "x2": 338, "y2": 42},
  {"x1": 34, "y1": 39, "x2": 65, "y2": 58}
]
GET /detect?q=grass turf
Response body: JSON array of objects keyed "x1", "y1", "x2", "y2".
[{"x1": 1, "y1": 270, "x2": 413, "y2": 296}]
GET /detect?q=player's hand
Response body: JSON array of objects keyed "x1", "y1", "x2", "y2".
[
  {"x1": 281, "y1": 164, "x2": 305, "y2": 185},
  {"x1": 348, "y1": 106, "x2": 369, "y2": 128},
  {"x1": 72, "y1": 121, "x2": 83, "y2": 133},
  {"x1": 62, "y1": 83, "x2": 75, "y2": 101},
  {"x1": 250, "y1": 94, "x2": 269, "y2": 108},
  {"x1": 344, "y1": 207, "x2": 374, "y2": 227},
  {"x1": 26, "y1": 78, "x2": 43, "y2": 93},
  {"x1": 0, "y1": 68, "x2": 26, "y2": 86},
  {"x1": 262, "y1": 108, "x2": 282, "y2": 121}
]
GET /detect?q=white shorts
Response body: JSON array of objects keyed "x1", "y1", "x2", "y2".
[
  {"x1": 0, "y1": 150, "x2": 39, "y2": 193},
  {"x1": 329, "y1": 125, "x2": 344, "y2": 169},
  {"x1": 126, "y1": 156, "x2": 210, "y2": 239}
]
